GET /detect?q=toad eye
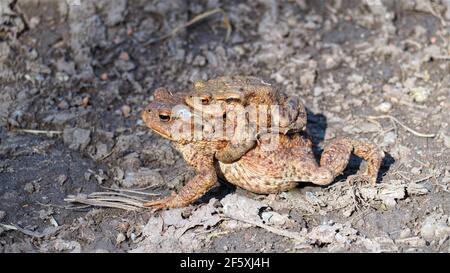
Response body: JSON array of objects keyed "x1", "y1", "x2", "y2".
[
  {"x1": 200, "y1": 95, "x2": 210, "y2": 105},
  {"x1": 158, "y1": 112, "x2": 171, "y2": 122},
  {"x1": 224, "y1": 97, "x2": 241, "y2": 104}
]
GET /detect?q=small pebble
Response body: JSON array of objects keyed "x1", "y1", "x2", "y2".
[
  {"x1": 192, "y1": 55, "x2": 206, "y2": 66},
  {"x1": 399, "y1": 228, "x2": 412, "y2": 239},
  {"x1": 116, "y1": 233, "x2": 126, "y2": 244},
  {"x1": 383, "y1": 131, "x2": 397, "y2": 145},
  {"x1": 121, "y1": 105, "x2": 131, "y2": 117},
  {"x1": 411, "y1": 167, "x2": 421, "y2": 175},
  {"x1": 127, "y1": 27, "x2": 134, "y2": 35},
  {"x1": 410, "y1": 87, "x2": 429, "y2": 103},
  {"x1": 29, "y1": 17, "x2": 41, "y2": 29},
  {"x1": 100, "y1": 73, "x2": 108, "y2": 81},
  {"x1": 82, "y1": 96, "x2": 90, "y2": 108},
  {"x1": 0, "y1": 211, "x2": 5, "y2": 221},
  {"x1": 56, "y1": 174, "x2": 68, "y2": 185},
  {"x1": 375, "y1": 102, "x2": 392, "y2": 113},
  {"x1": 119, "y1": 52, "x2": 130, "y2": 61},
  {"x1": 58, "y1": 100, "x2": 69, "y2": 110},
  {"x1": 24, "y1": 182, "x2": 36, "y2": 194}
]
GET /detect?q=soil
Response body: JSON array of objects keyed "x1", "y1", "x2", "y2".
[{"x1": 0, "y1": 0, "x2": 449, "y2": 253}]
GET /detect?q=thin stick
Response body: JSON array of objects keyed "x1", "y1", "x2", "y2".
[
  {"x1": 146, "y1": 8, "x2": 231, "y2": 45},
  {"x1": 413, "y1": 175, "x2": 434, "y2": 184},
  {"x1": 37, "y1": 201, "x2": 91, "y2": 210},
  {"x1": 434, "y1": 55, "x2": 450, "y2": 60},
  {"x1": 0, "y1": 223, "x2": 58, "y2": 238},
  {"x1": 89, "y1": 191, "x2": 153, "y2": 202},
  {"x1": 64, "y1": 195, "x2": 141, "y2": 211},
  {"x1": 99, "y1": 186, "x2": 160, "y2": 196},
  {"x1": 223, "y1": 215, "x2": 306, "y2": 242},
  {"x1": 368, "y1": 115, "x2": 436, "y2": 138},
  {"x1": 14, "y1": 129, "x2": 62, "y2": 135},
  {"x1": 87, "y1": 197, "x2": 145, "y2": 207}
]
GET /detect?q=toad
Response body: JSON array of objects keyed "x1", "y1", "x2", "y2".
[
  {"x1": 184, "y1": 76, "x2": 307, "y2": 162},
  {"x1": 141, "y1": 88, "x2": 384, "y2": 209}
]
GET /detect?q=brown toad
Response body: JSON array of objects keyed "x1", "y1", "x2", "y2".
[
  {"x1": 183, "y1": 76, "x2": 307, "y2": 162},
  {"x1": 141, "y1": 88, "x2": 384, "y2": 209},
  {"x1": 185, "y1": 76, "x2": 306, "y2": 132}
]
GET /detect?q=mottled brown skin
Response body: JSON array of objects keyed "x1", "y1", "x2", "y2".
[
  {"x1": 141, "y1": 90, "x2": 384, "y2": 209},
  {"x1": 184, "y1": 76, "x2": 307, "y2": 162},
  {"x1": 150, "y1": 87, "x2": 255, "y2": 164},
  {"x1": 186, "y1": 76, "x2": 307, "y2": 131}
]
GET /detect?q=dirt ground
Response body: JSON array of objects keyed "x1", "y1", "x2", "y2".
[{"x1": 0, "y1": 0, "x2": 449, "y2": 253}]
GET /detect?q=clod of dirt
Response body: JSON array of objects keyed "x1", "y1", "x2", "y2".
[
  {"x1": 358, "y1": 181, "x2": 429, "y2": 208},
  {"x1": 0, "y1": 42, "x2": 10, "y2": 62},
  {"x1": 444, "y1": 0, "x2": 450, "y2": 19},
  {"x1": 420, "y1": 213, "x2": 450, "y2": 242},
  {"x1": 382, "y1": 131, "x2": 397, "y2": 147},
  {"x1": 410, "y1": 87, "x2": 430, "y2": 103},
  {"x1": 260, "y1": 211, "x2": 288, "y2": 226},
  {"x1": 120, "y1": 168, "x2": 164, "y2": 188},
  {"x1": 361, "y1": 236, "x2": 399, "y2": 253},
  {"x1": 0, "y1": 210, "x2": 5, "y2": 221},
  {"x1": 394, "y1": 236, "x2": 427, "y2": 248},
  {"x1": 220, "y1": 193, "x2": 267, "y2": 223},
  {"x1": 131, "y1": 199, "x2": 220, "y2": 253},
  {"x1": 0, "y1": 0, "x2": 25, "y2": 40},
  {"x1": 443, "y1": 134, "x2": 450, "y2": 149},
  {"x1": 374, "y1": 102, "x2": 392, "y2": 113},
  {"x1": 309, "y1": 223, "x2": 360, "y2": 248},
  {"x1": 96, "y1": 0, "x2": 128, "y2": 27},
  {"x1": 114, "y1": 134, "x2": 139, "y2": 155},
  {"x1": 63, "y1": 128, "x2": 91, "y2": 151},
  {"x1": 24, "y1": 180, "x2": 40, "y2": 194},
  {"x1": 116, "y1": 233, "x2": 126, "y2": 245},
  {"x1": 42, "y1": 239, "x2": 82, "y2": 253}
]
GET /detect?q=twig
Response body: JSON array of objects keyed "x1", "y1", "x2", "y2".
[
  {"x1": 88, "y1": 192, "x2": 150, "y2": 203},
  {"x1": 0, "y1": 223, "x2": 59, "y2": 238},
  {"x1": 100, "y1": 186, "x2": 160, "y2": 196},
  {"x1": 98, "y1": 150, "x2": 114, "y2": 161},
  {"x1": 13, "y1": 129, "x2": 62, "y2": 136},
  {"x1": 86, "y1": 197, "x2": 145, "y2": 207},
  {"x1": 413, "y1": 175, "x2": 434, "y2": 184},
  {"x1": 36, "y1": 201, "x2": 91, "y2": 210},
  {"x1": 64, "y1": 194, "x2": 143, "y2": 211},
  {"x1": 434, "y1": 55, "x2": 450, "y2": 60},
  {"x1": 223, "y1": 215, "x2": 307, "y2": 242},
  {"x1": 367, "y1": 115, "x2": 436, "y2": 138},
  {"x1": 146, "y1": 8, "x2": 231, "y2": 45}
]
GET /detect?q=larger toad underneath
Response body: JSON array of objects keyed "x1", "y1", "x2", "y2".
[{"x1": 141, "y1": 87, "x2": 384, "y2": 209}]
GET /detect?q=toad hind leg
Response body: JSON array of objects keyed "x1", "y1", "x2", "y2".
[{"x1": 308, "y1": 138, "x2": 383, "y2": 186}]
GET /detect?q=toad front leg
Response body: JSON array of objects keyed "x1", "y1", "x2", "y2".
[
  {"x1": 304, "y1": 138, "x2": 383, "y2": 186},
  {"x1": 214, "y1": 121, "x2": 257, "y2": 164},
  {"x1": 144, "y1": 152, "x2": 217, "y2": 209}
]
